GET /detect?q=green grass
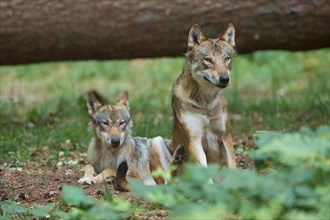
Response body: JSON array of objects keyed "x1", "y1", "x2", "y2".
[
  {"x1": 227, "y1": 49, "x2": 330, "y2": 133},
  {"x1": 0, "y1": 49, "x2": 329, "y2": 166}
]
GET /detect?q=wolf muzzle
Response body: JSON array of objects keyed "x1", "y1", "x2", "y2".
[
  {"x1": 218, "y1": 75, "x2": 230, "y2": 88},
  {"x1": 111, "y1": 137, "x2": 121, "y2": 148}
]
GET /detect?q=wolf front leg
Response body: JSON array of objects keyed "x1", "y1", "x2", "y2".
[
  {"x1": 186, "y1": 137, "x2": 207, "y2": 166},
  {"x1": 220, "y1": 133, "x2": 236, "y2": 168},
  {"x1": 180, "y1": 112, "x2": 208, "y2": 167},
  {"x1": 210, "y1": 114, "x2": 236, "y2": 169},
  {"x1": 78, "y1": 164, "x2": 96, "y2": 185},
  {"x1": 78, "y1": 165, "x2": 117, "y2": 185},
  {"x1": 93, "y1": 168, "x2": 117, "y2": 183},
  {"x1": 184, "y1": 124, "x2": 214, "y2": 184}
]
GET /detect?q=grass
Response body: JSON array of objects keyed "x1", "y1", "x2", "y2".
[{"x1": 0, "y1": 49, "x2": 329, "y2": 166}]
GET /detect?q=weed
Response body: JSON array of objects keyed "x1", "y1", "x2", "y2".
[
  {"x1": 102, "y1": 174, "x2": 112, "y2": 202},
  {"x1": 1, "y1": 181, "x2": 14, "y2": 201},
  {"x1": 132, "y1": 125, "x2": 330, "y2": 219},
  {"x1": 38, "y1": 173, "x2": 46, "y2": 185}
]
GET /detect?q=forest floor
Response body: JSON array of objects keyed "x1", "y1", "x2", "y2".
[{"x1": 1, "y1": 135, "x2": 254, "y2": 219}]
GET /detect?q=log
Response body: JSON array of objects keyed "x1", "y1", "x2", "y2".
[{"x1": 0, "y1": 0, "x2": 329, "y2": 65}]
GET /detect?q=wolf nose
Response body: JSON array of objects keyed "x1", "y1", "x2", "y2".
[
  {"x1": 219, "y1": 75, "x2": 230, "y2": 84},
  {"x1": 111, "y1": 137, "x2": 121, "y2": 146}
]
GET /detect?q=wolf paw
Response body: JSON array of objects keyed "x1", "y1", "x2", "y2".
[
  {"x1": 78, "y1": 177, "x2": 96, "y2": 185},
  {"x1": 143, "y1": 176, "x2": 157, "y2": 186}
]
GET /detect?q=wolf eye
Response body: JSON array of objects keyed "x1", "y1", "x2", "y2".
[
  {"x1": 204, "y1": 57, "x2": 213, "y2": 64},
  {"x1": 101, "y1": 121, "x2": 108, "y2": 126},
  {"x1": 224, "y1": 57, "x2": 231, "y2": 62},
  {"x1": 119, "y1": 120, "x2": 125, "y2": 126}
]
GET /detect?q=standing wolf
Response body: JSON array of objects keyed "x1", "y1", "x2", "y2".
[
  {"x1": 78, "y1": 91, "x2": 171, "y2": 191},
  {"x1": 169, "y1": 24, "x2": 237, "y2": 169}
]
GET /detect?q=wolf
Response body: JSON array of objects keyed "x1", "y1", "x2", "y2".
[
  {"x1": 168, "y1": 23, "x2": 237, "y2": 170},
  {"x1": 78, "y1": 91, "x2": 171, "y2": 191}
]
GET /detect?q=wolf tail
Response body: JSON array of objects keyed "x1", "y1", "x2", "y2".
[{"x1": 114, "y1": 160, "x2": 130, "y2": 192}]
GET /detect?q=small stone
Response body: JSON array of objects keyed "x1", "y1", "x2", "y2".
[
  {"x1": 58, "y1": 151, "x2": 64, "y2": 157},
  {"x1": 96, "y1": 189, "x2": 103, "y2": 195},
  {"x1": 65, "y1": 169, "x2": 72, "y2": 175}
]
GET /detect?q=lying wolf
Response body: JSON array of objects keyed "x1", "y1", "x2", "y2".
[{"x1": 78, "y1": 91, "x2": 171, "y2": 191}]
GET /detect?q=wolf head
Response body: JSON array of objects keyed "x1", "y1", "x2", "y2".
[
  {"x1": 186, "y1": 23, "x2": 236, "y2": 89},
  {"x1": 87, "y1": 91, "x2": 132, "y2": 150}
]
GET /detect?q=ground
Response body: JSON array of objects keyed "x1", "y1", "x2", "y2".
[{"x1": 0, "y1": 135, "x2": 254, "y2": 219}]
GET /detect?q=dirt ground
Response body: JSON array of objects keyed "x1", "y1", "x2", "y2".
[
  {"x1": 0, "y1": 136, "x2": 254, "y2": 219},
  {"x1": 0, "y1": 165, "x2": 169, "y2": 219}
]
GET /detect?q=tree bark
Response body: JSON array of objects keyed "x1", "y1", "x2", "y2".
[{"x1": 0, "y1": 0, "x2": 329, "y2": 65}]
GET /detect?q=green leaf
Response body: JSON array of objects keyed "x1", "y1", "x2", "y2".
[
  {"x1": 86, "y1": 202, "x2": 119, "y2": 220},
  {"x1": 111, "y1": 197, "x2": 131, "y2": 213},
  {"x1": 131, "y1": 180, "x2": 183, "y2": 208},
  {"x1": 169, "y1": 202, "x2": 229, "y2": 219},
  {"x1": 0, "y1": 201, "x2": 27, "y2": 214},
  {"x1": 294, "y1": 185, "x2": 315, "y2": 198},
  {"x1": 0, "y1": 216, "x2": 10, "y2": 220},
  {"x1": 62, "y1": 185, "x2": 94, "y2": 208},
  {"x1": 29, "y1": 204, "x2": 55, "y2": 217},
  {"x1": 53, "y1": 210, "x2": 70, "y2": 219}
]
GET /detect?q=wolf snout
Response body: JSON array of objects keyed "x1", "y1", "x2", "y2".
[
  {"x1": 111, "y1": 137, "x2": 121, "y2": 147},
  {"x1": 218, "y1": 75, "x2": 230, "y2": 88},
  {"x1": 219, "y1": 75, "x2": 229, "y2": 84}
]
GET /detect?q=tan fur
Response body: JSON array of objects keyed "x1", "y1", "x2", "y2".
[
  {"x1": 149, "y1": 137, "x2": 172, "y2": 184},
  {"x1": 170, "y1": 24, "x2": 237, "y2": 170}
]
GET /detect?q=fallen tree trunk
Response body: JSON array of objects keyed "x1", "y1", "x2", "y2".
[{"x1": 0, "y1": 0, "x2": 329, "y2": 65}]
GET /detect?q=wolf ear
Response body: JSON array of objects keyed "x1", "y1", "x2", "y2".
[
  {"x1": 188, "y1": 24, "x2": 207, "y2": 51},
  {"x1": 118, "y1": 91, "x2": 129, "y2": 109},
  {"x1": 220, "y1": 23, "x2": 235, "y2": 48},
  {"x1": 86, "y1": 91, "x2": 102, "y2": 116}
]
